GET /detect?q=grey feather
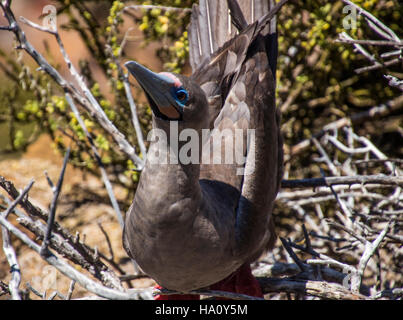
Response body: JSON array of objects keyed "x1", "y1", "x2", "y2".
[
  {"x1": 197, "y1": 0, "x2": 212, "y2": 57},
  {"x1": 227, "y1": 0, "x2": 248, "y2": 31},
  {"x1": 189, "y1": 0, "x2": 232, "y2": 71},
  {"x1": 188, "y1": 4, "x2": 202, "y2": 70}
]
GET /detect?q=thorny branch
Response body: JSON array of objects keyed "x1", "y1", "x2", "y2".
[
  {"x1": 1, "y1": 180, "x2": 34, "y2": 299},
  {"x1": 41, "y1": 148, "x2": 70, "y2": 257},
  {"x1": 0, "y1": 177, "x2": 124, "y2": 291}
]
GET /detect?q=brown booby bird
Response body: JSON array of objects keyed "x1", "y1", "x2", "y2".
[{"x1": 123, "y1": 0, "x2": 285, "y2": 299}]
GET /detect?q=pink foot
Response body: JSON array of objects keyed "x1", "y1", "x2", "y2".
[
  {"x1": 153, "y1": 264, "x2": 262, "y2": 300},
  {"x1": 209, "y1": 264, "x2": 263, "y2": 299}
]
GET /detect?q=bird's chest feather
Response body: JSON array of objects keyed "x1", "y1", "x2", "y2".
[{"x1": 125, "y1": 166, "x2": 238, "y2": 266}]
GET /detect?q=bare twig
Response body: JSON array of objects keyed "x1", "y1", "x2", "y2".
[
  {"x1": 353, "y1": 159, "x2": 403, "y2": 166},
  {"x1": 1, "y1": 227, "x2": 21, "y2": 300},
  {"x1": 97, "y1": 221, "x2": 114, "y2": 261},
  {"x1": 312, "y1": 138, "x2": 339, "y2": 175},
  {"x1": 280, "y1": 237, "x2": 309, "y2": 272},
  {"x1": 0, "y1": 178, "x2": 123, "y2": 290},
  {"x1": 373, "y1": 288, "x2": 403, "y2": 300},
  {"x1": 0, "y1": 214, "x2": 152, "y2": 300},
  {"x1": 281, "y1": 175, "x2": 403, "y2": 189},
  {"x1": 2, "y1": 179, "x2": 35, "y2": 219},
  {"x1": 0, "y1": 25, "x2": 13, "y2": 31},
  {"x1": 0, "y1": 280, "x2": 10, "y2": 296},
  {"x1": 119, "y1": 274, "x2": 149, "y2": 282},
  {"x1": 41, "y1": 148, "x2": 70, "y2": 257},
  {"x1": 1, "y1": 179, "x2": 34, "y2": 300},
  {"x1": 104, "y1": 44, "x2": 147, "y2": 158},
  {"x1": 384, "y1": 75, "x2": 403, "y2": 92},
  {"x1": 66, "y1": 280, "x2": 76, "y2": 300},
  {"x1": 338, "y1": 0, "x2": 402, "y2": 91},
  {"x1": 355, "y1": 58, "x2": 399, "y2": 74},
  {"x1": 25, "y1": 282, "x2": 45, "y2": 299},
  {"x1": 351, "y1": 221, "x2": 393, "y2": 293},
  {"x1": 49, "y1": 290, "x2": 67, "y2": 300},
  {"x1": 326, "y1": 220, "x2": 367, "y2": 244},
  {"x1": 337, "y1": 38, "x2": 403, "y2": 47},
  {"x1": 122, "y1": 75, "x2": 147, "y2": 158}
]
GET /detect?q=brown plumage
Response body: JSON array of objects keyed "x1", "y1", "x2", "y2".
[{"x1": 123, "y1": 0, "x2": 285, "y2": 295}]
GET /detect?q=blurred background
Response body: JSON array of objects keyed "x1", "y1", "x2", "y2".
[{"x1": 0, "y1": 0, "x2": 401, "y2": 299}]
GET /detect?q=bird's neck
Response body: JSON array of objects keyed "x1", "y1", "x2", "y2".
[
  {"x1": 146, "y1": 140, "x2": 201, "y2": 187},
  {"x1": 140, "y1": 119, "x2": 204, "y2": 213},
  {"x1": 146, "y1": 119, "x2": 202, "y2": 175}
]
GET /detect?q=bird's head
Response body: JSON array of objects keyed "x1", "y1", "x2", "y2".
[{"x1": 125, "y1": 61, "x2": 208, "y2": 129}]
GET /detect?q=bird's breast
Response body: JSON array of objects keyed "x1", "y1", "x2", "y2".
[{"x1": 123, "y1": 177, "x2": 242, "y2": 291}]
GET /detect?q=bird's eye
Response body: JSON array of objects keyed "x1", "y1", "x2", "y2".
[
  {"x1": 177, "y1": 91, "x2": 186, "y2": 100},
  {"x1": 175, "y1": 89, "x2": 188, "y2": 104}
]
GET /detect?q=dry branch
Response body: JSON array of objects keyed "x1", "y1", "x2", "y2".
[
  {"x1": 0, "y1": 2, "x2": 143, "y2": 168},
  {"x1": 288, "y1": 94, "x2": 403, "y2": 160},
  {"x1": 1, "y1": 222, "x2": 22, "y2": 300},
  {"x1": 258, "y1": 277, "x2": 367, "y2": 300},
  {"x1": 351, "y1": 221, "x2": 393, "y2": 293},
  {"x1": 0, "y1": 214, "x2": 153, "y2": 300},
  {"x1": 0, "y1": 176, "x2": 123, "y2": 290},
  {"x1": 282, "y1": 175, "x2": 403, "y2": 189},
  {"x1": 1, "y1": 179, "x2": 35, "y2": 300},
  {"x1": 41, "y1": 148, "x2": 70, "y2": 257}
]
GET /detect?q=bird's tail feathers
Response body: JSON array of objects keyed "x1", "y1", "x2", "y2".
[
  {"x1": 188, "y1": 0, "x2": 235, "y2": 71},
  {"x1": 227, "y1": 0, "x2": 248, "y2": 32},
  {"x1": 188, "y1": 0, "x2": 281, "y2": 72}
]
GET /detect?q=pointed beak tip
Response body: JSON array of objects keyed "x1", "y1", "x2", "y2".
[
  {"x1": 124, "y1": 61, "x2": 137, "y2": 73},
  {"x1": 122, "y1": 62, "x2": 179, "y2": 119}
]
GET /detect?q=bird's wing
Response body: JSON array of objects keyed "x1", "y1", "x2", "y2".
[
  {"x1": 188, "y1": 0, "x2": 279, "y2": 74},
  {"x1": 193, "y1": 23, "x2": 258, "y2": 192},
  {"x1": 189, "y1": 0, "x2": 284, "y2": 191},
  {"x1": 190, "y1": 0, "x2": 285, "y2": 258}
]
